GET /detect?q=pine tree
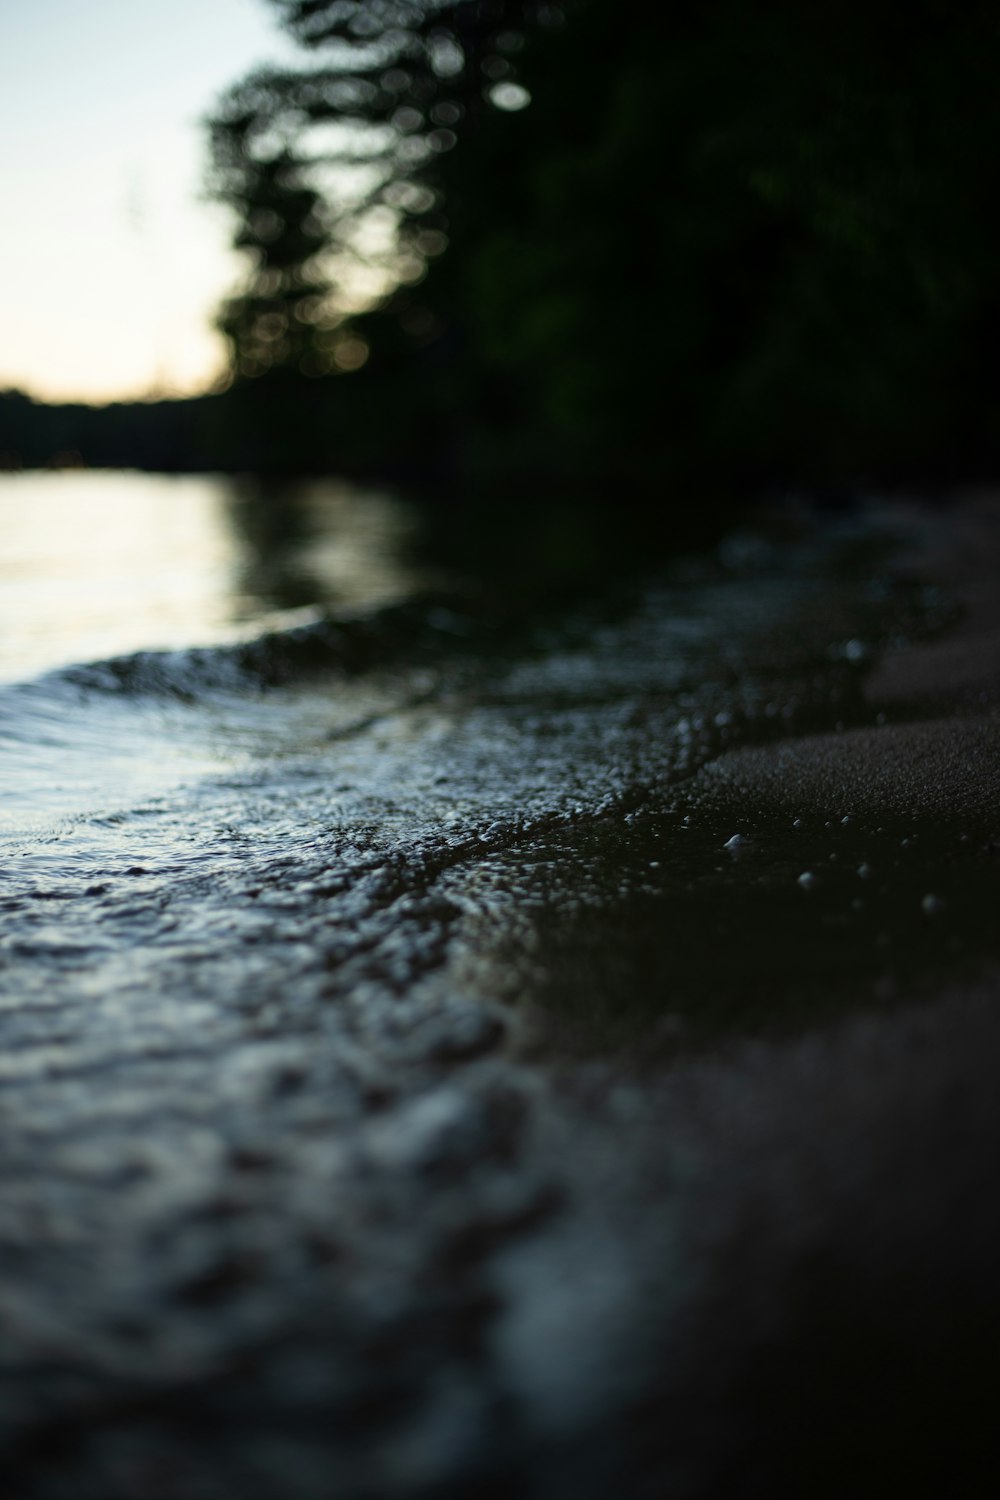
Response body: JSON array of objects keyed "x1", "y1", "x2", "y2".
[{"x1": 206, "y1": 0, "x2": 553, "y2": 381}]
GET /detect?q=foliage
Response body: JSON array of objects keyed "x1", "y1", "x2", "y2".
[
  {"x1": 211, "y1": 147, "x2": 337, "y2": 379},
  {"x1": 435, "y1": 0, "x2": 1000, "y2": 481},
  {"x1": 201, "y1": 0, "x2": 1000, "y2": 487},
  {"x1": 206, "y1": 1, "x2": 551, "y2": 381},
  {"x1": 12, "y1": 1, "x2": 1000, "y2": 485}
]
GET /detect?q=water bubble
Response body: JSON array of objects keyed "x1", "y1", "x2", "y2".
[
  {"x1": 792, "y1": 818, "x2": 803, "y2": 830},
  {"x1": 798, "y1": 871, "x2": 816, "y2": 889},
  {"x1": 921, "y1": 894, "x2": 944, "y2": 915},
  {"x1": 724, "y1": 834, "x2": 747, "y2": 852},
  {"x1": 858, "y1": 863, "x2": 873, "y2": 879}
]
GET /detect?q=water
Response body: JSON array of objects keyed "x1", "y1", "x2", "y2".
[
  {"x1": 0, "y1": 470, "x2": 432, "y2": 681},
  {"x1": 0, "y1": 471, "x2": 435, "y2": 832},
  {"x1": 2, "y1": 474, "x2": 996, "y2": 1497}
]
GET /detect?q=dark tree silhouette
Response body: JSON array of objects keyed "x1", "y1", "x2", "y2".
[
  {"x1": 13, "y1": 0, "x2": 1000, "y2": 484},
  {"x1": 207, "y1": 0, "x2": 554, "y2": 382},
  {"x1": 203, "y1": 0, "x2": 1000, "y2": 488},
  {"x1": 211, "y1": 146, "x2": 337, "y2": 379}
]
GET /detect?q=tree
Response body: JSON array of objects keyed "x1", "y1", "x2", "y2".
[
  {"x1": 210, "y1": 145, "x2": 340, "y2": 379},
  {"x1": 207, "y1": 1, "x2": 557, "y2": 382},
  {"x1": 208, "y1": 0, "x2": 1000, "y2": 486}
]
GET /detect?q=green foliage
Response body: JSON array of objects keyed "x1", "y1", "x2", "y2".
[
  {"x1": 212, "y1": 147, "x2": 336, "y2": 378},
  {"x1": 202, "y1": 0, "x2": 1000, "y2": 485},
  {"x1": 433, "y1": 0, "x2": 1000, "y2": 480},
  {"x1": 206, "y1": 1, "x2": 548, "y2": 383}
]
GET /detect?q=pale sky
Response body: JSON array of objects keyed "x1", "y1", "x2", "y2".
[{"x1": 0, "y1": 0, "x2": 301, "y2": 404}]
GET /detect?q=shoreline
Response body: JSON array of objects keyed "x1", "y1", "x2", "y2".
[{"x1": 2, "y1": 493, "x2": 998, "y2": 1498}]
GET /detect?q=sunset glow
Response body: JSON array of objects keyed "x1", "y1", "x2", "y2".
[{"x1": 0, "y1": 0, "x2": 299, "y2": 404}]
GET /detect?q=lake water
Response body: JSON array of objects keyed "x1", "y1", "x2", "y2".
[
  {"x1": 0, "y1": 470, "x2": 430, "y2": 683},
  {"x1": 4, "y1": 472, "x2": 975, "y2": 1497}
]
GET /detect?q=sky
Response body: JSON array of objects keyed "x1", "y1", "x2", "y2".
[{"x1": 0, "y1": 0, "x2": 301, "y2": 404}]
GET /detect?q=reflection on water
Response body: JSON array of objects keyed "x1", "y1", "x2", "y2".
[
  {"x1": 0, "y1": 470, "x2": 429, "y2": 683},
  {"x1": 222, "y1": 478, "x2": 428, "y2": 620}
]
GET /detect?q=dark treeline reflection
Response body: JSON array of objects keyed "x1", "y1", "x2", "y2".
[
  {"x1": 223, "y1": 480, "x2": 338, "y2": 614},
  {"x1": 220, "y1": 479, "x2": 737, "y2": 613},
  {"x1": 4, "y1": 0, "x2": 1000, "y2": 490}
]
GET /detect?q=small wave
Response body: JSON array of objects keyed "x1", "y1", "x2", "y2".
[
  {"x1": 1, "y1": 595, "x2": 484, "y2": 711},
  {"x1": 0, "y1": 595, "x2": 494, "y2": 836}
]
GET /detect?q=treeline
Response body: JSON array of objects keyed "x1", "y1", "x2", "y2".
[
  {"x1": 7, "y1": 0, "x2": 1000, "y2": 488},
  {"x1": 0, "y1": 389, "x2": 219, "y2": 473},
  {"x1": 0, "y1": 384, "x2": 422, "y2": 478}
]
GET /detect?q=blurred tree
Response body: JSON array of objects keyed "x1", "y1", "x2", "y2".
[
  {"x1": 207, "y1": 0, "x2": 554, "y2": 383},
  {"x1": 205, "y1": 0, "x2": 1000, "y2": 487},
  {"x1": 210, "y1": 145, "x2": 338, "y2": 379},
  {"x1": 444, "y1": 0, "x2": 1000, "y2": 481}
]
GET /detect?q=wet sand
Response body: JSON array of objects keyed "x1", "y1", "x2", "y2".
[
  {"x1": 448, "y1": 495, "x2": 1000, "y2": 1496},
  {"x1": 592, "y1": 497, "x2": 1000, "y2": 1496}
]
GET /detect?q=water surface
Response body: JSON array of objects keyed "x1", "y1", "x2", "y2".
[
  {"x1": 2, "y1": 476, "x2": 991, "y2": 1499},
  {"x1": 0, "y1": 470, "x2": 427, "y2": 682}
]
